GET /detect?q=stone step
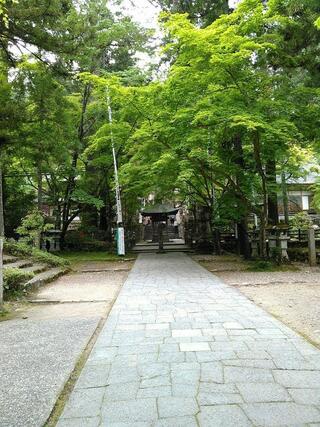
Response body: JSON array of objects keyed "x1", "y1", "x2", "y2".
[
  {"x1": 3, "y1": 254, "x2": 19, "y2": 265},
  {"x1": 132, "y1": 246, "x2": 194, "y2": 253},
  {"x1": 21, "y1": 264, "x2": 48, "y2": 274},
  {"x1": 25, "y1": 267, "x2": 68, "y2": 291},
  {"x1": 3, "y1": 259, "x2": 33, "y2": 270}
]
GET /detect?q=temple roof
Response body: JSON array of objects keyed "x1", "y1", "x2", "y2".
[{"x1": 141, "y1": 204, "x2": 179, "y2": 217}]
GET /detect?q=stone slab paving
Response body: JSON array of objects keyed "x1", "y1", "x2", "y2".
[{"x1": 58, "y1": 253, "x2": 320, "y2": 427}]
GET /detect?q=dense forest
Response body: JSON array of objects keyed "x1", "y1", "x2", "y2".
[{"x1": 0, "y1": 0, "x2": 320, "y2": 257}]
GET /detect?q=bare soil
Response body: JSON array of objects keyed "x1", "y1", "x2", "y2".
[
  {"x1": 194, "y1": 254, "x2": 320, "y2": 348},
  {"x1": 2, "y1": 260, "x2": 134, "y2": 322}
]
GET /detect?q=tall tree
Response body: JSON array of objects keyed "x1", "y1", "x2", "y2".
[{"x1": 151, "y1": 0, "x2": 229, "y2": 26}]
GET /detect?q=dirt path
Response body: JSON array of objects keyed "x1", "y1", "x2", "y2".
[
  {"x1": 0, "y1": 259, "x2": 134, "y2": 427},
  {"x1": 194, "y1": 255, "x2": 320, "y2": 348}
]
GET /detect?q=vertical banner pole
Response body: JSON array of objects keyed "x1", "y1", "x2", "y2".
[{"x1": 107, "y1": 89, "x2": 125, "y2": 256}]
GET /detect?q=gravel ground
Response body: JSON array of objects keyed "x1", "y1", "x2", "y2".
[
  {"x1": 195, "y1": 254, "x2": 320, "y2": 348},
  {"x1": 235, "y1": 282, "x2": 320, "y2": 347},
  {"x1": 219, "y1": 270, "x2": 320, "y2": 285},
  {"x1": 30, "y1": 270, "x2": 129, "y2": 304},
  {"x1": 0, "y1": 261, "x2": 133, "y2": 427},
  {"x1": 0, "y1": 317, "x2": 99, "y2": 427},
  {"x1": 73, "y1": 260, "x2": 134, "y2": 272}
]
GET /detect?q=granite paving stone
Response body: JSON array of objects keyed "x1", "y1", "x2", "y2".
[
  {"x1": 224, "y1": 366, "x2": 274, "y2": 383},
  {"x1": 137, "y1": 385, "x2": 172, "y2": 398},
  {"x1": 172, "y1": 383, "x2": 199, "y2": 397},
  {"x1": 236, "y1": 383, "x2": 291, "y2": 403},
  {"x1": 74, "y1": 364, "x2": 111, "y2": 389},
  {"x1": 56, "y1": 416, "x2": 101, "y2": 427},
  {"x1": 197, "y1": 404, "x2": 252, "y2": 426},
  {"x1": 154, "y1": 416, "x2": 198, "y2": 427},
  {"x1": 103, "y1": 423, "x2": 151, "y2": 427},
  {"x1": 101, "y1": 398, "x2": 157, "y2": 423},
  {"x1": 197, "y1": 391, "x2": 243, "y2": 405},
  {"x1": 58, "y1": 253, "x2": 320, "y2": 426},
  {"x1": 241, "y1": 402, "x2": 320, "y2": 426},
  {"x1": 273, "y1": 370, "x2": 320, "y2": 388},
  {"x1": 103, "y1": 382, "x2": 140, "y2": 401},
  {"x1": 158, "y1": 396, "x2": 199, "y2": 418},
  {"x1": 287, "y1": 388, "x2": 320, "y2": 405},
  {"x1": 61, "y1": 388, "x2": 105, "y2": 419},
  {"x1": 180, "y1": 342, "x2": 210, "y2": 352}
]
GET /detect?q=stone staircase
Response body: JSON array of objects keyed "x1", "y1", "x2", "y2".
[
  {"x1": 132, "y1": 240, "x2": 193, "y2": 254},
  {"x1": 3, "y1": 254, "x2": 68, "y2": 291}
]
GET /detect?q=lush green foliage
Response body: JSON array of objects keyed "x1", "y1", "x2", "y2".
[
  {"x1": 290, "y1": 212, "x2": 313, "y2": 230},
  {"x1": 58, "y1": 251, "x2": 136, "y2": 263},
  {"x1": 3, "y1": 268, "x2": 34, "y2": 296},
  {"x1": 152, "y1": 0, "x2": 229, "y2": 26},
  {"x1": 1, "y1": 0, "x2": 320, "y2": 259},
  {"x1": 4, "y1": 240, "x2": 70, "y2": 267},
  {"x1": 16, "y1": 210, "x2": 52, "y2": 246},
  {"x1": 64, "y1": 230, "x2": 113, "y2": 252}
]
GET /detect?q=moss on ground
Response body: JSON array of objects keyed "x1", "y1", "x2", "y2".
[{"x1": 57, "y1": 251, "x2": 137, "y2": 263}]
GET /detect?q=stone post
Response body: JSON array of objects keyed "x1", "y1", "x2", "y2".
[
  {"x1": 152, "y1": 222, "x2": 158, "y2": 243},
  {"x1": 308, "y1": 227, "x2": 317, "y2": 266},
  {"x1": 250, "y1": 235, "x2": 259, "y2": 258},
  {"x1": 268, "y1": 235, "x2": 278, "y2": 256},
  {"x1": 279, "y1": 233, "x2": 289, "y2": 260},
  {"x1": 157, "y1": 222, "x2": 165, "y2": 253}
]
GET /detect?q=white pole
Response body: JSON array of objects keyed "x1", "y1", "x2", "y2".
[{"x1": 107, "y1": 89, "x2": 125, "y2": 255}]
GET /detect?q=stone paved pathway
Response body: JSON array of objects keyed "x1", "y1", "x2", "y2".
[{"x1": 57, "y1": 253, "x2": 320, "y2": 427}]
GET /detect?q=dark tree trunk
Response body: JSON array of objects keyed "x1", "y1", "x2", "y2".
[
  {"x1": 253, "y1": 132, "x2": 268, "y2": 258},
  {"x1": 99, "y1": 204, "x2": 107, "y2": 231},
  {"x1": 0, "y1": 164, "x2": 4, "y2": 237},
  {"x1": 0, "y1": 163, "x2": 3, "y2": 307},
  {"x1": 232, "y1": 134, "x2": 251, "y2": 258},
  {"x1": 104, "y1": 176, "x2": 114, "y2": 242},
  {"x1": 55, "y1": 204, "x2": 62, "y2": 230},
  {"x1": 82, "y1": 206, "x2": 99, "y2": 229},
  {"x1": 60, "y1": 84, "x2": 91, "y2": 248},
  {"x1": 281, "y1": 172, "x2": 289, "y2": 224},
  {"x1": 60, "y1": 209, "x2": 81, "y2": 249},
  {"x1": 237, "y1": 218, "x2": 251, "y2": 259},
  {"x1": 37, "y1": 165, "x2": 43, "y2": 212},
  {"x1": 266, "y1": 159, "x2": 279, "y2": 225}
]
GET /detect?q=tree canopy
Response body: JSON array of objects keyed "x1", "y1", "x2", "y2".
[{"x1": 1, "y1": 0, "x2": 320, "y2": 258}]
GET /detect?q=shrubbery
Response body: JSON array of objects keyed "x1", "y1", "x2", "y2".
[
  {"x1": 16, "y1": 210, "x2": 53, "y2": 246},
  {"x1": 4, "y1": 268, "x2": 35, "y2": 296},
  {"x1": 287, "y1": 247, "x2": 310, "y2": 263},
  {"x1": 290, "y1": 212, "x2": 313, "y2": 230},
  {"x1": 64, "y1": 231, "x2": 112, "y2": 252},
  {"x1": 31, "y1": 249, "x2": 70, "y2": 267},
  {"x1": 4, "y1": 240, "x2": 70, "y2": 267},
  {"x1": 247, "y1": 260, "x2": 275, "y2": 272}
]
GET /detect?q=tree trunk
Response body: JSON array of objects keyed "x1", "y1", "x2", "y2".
[
  {"x1": 253, "y1": 132, "x2": 268, "y2": 258},
  {"x1": 0, "y1": 164, "x2": 4, "y2": 237},
  {"x1": 266, "y1": 159, "x2": 279, "y2": 225},
  {"x1": 232, "y1": 134, "x2": 251, "y2": 258},
  {"x1": 0, "y1": 163, "x2": 4, "y2": 308},
  {"x1": 281, "y1": 172, "x2": 289, "y2": 224},
  {"x1": 99, "y1": 183, "x2": 113, "y2": 241},
  {"x1": 60, "y1": 84, "x2": 91, "y2": 248},
  {"x1": 238, "y1": 218, "x2": 251, "y2": 259},
  {"x1": 35, "y1": 164, "x2": 43, "y2": 249},
  {"x1": 37, "y1": 164, "x2": 43, "y2": 211},
  {"x1": 55, "y1": 204, "x2": 62, "y2": 230}
]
